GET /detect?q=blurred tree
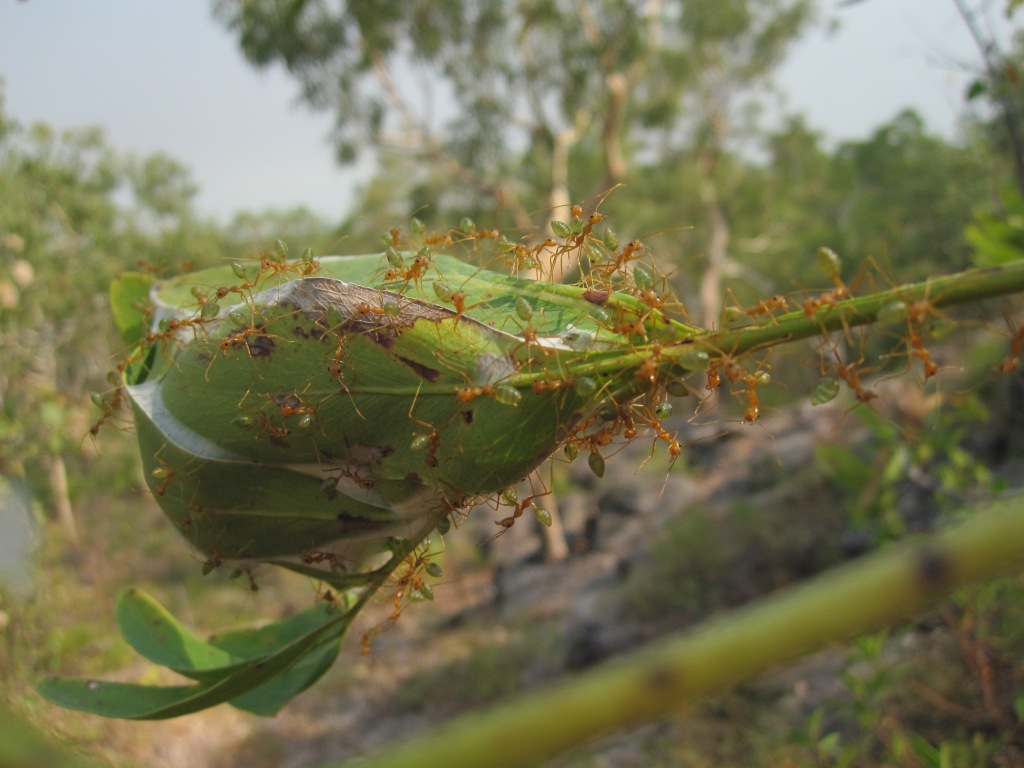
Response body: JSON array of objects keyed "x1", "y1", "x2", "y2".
[
  {"x1": 956, "y1": 0, "x2": 1024, "y2": 197},
  {"x1": 0, "y1": 88, "x2": 224, "y2": 542},
  {"x1": 213, "y1": 0, "x2": 823, "y2": 560},
  {"x1": 814, "y1": 109, "x2": 998, "y2": 280},
  {"x1": 213, "y1": 1, "x2": 816, "y2": 272}
]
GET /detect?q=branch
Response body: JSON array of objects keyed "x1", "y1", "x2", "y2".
[{"x1": 337, "y1": 495, "x2": 1024, "y2": 768}]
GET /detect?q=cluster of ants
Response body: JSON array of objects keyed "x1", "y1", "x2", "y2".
[
  {"x1": 91, "y1": 207, "x2": 1024, "y2": 558},
  {"x1": 87, "y1": 241, "x2": 330, "y2": 493}
]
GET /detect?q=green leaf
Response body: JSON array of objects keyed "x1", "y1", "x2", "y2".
[
  {"x1": 208, "y1": 600, "x2": 345, "y2": 658},
  {"x1": 227, "y1": 642, "x2": 340, "y2": 716},
  {"x1": 965, "y1": 78, "x2": 988, "y2": 101},
  {"x1": 36, "y1": 678, "x2": 224, "y2": 721},
  {"x1": 115, "y1": 588, "x2": 347, "y2": 715},
  {"x1": 115, "y1": 589, "x2": 237, "y2": 678},
  {"x1": 109, "y1": 272, "x2": 154, "y2": 347},
  {"x1": 37, "y1": 608, "x2": 347, "y2": 719}
]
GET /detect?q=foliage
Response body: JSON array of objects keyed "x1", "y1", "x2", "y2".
[
  {"x1": 0, "y1": 88, "x2": 208, "y2": 514},
  {"x1": 35, "y1": 205, "x2": 1024, "y2": 726},
  {"x1": 213, "y1": 0, "x2": 819, "y2": 327},
  {"x1": 4, "y1": 2, "x2": 1024, "y2": 764},
  {"x1": 967, "y1": 185, "x2": 1024, "y2": 266}
]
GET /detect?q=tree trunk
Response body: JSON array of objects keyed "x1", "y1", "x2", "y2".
[
  {"x1": 537, "y1": 485, "x2": 569, "y2": 563},
  {"x1": 698, "y1": 177, "x2": 730, "y2": 330},
  {"x1": 44, "y1": 454, "x2": 78, "y2": 545}
]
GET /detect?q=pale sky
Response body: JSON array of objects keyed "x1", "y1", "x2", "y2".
[{"x1": 0, "y1": 1, "x2": 1017, "y2": 222}]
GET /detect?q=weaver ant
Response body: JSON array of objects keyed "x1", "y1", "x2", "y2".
[
  {"x1": 87, "y1": 384, "x2": 125, "y2": 440},
  {"x1": 385, "y1": 542, "x2": 443, "y2": 622},
  {"x1": 903, "y1": 299, "x2": 943, "y2": 380},
  {"x1": 300, "y1": 550, "x2": 349, "y2": 573},
  {"x1": 703, "y1": 353, "x2": 771, "y2": 422},
  {"x1": 593, "y1": 239, "x2": 646, "y2": 280},
  {"x1": 149, "y1": 450, "x2": 177, "y2": 497},
  {"x1": 144, "y1": 311, "x2": 216, "y2": 347},
  {"x1": 724, "y1": 293, "x2": 790, "y2": 323},
  {"x1": 271, "y1": 391, "x2": 317, "y2": 429},
  {"x1": 803, "y1": 247, "x2": 854, "y2": 317},
  {"x1": 432, "y1": 279, "x2": 486, "y2": 325},
  {"x1": 822, "y1": 334, "x2": 877, "y2": 404},
  {"x1": 998, "y1": 316, "x2": 1024, "y2": 373},
  {"x1": 384, "y1": 246, "x2": 435, "y2": 293}
]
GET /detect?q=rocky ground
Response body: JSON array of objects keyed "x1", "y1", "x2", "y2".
[
  {"x1": 16, "y1": 368, "x2": 1024, "y2": 768},
  {"x1": 213, "y1": 397, "x2": 886, "y2": 768}
]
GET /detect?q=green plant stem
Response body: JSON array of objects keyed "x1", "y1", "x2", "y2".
[
  {"x1": 707, "y1": 259, "x2": 1024, "y2": 356},
  {"x1": 542, "y1": 260, "x2": 1024, "y2": 384},
  {"x1": 334, "y1": 496, "x2": 1024, "y2": 768}
]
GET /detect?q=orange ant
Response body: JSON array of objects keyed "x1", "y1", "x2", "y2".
[
  {"x1": 706, "y1": 362, "x2": 722, "y2": 392},
  {"x1": 653, "y1": 419, "x2": 683, "y2": 458},
  {"x1": 502, "y1": 238, "x2": 560, "y2": 276},
  {"x1": 148, "y1": 449, "x2": 178, "y2": 497},
  {"x1": 201, "y1": 551, "x2": 224, "y2": 576},
  {"x1": 233, "y1": 409, "x2": 292, "y2": 446},
  {"x1": 113, "y1": 304, "x2": 216, "y2": 377},
  {"x1": 218, "y1": 323, "x2": 275, "y2": 359},
  {"x1": 360, "y1": 626, "x2": 381, "y2": 655},
  {"x1": 214, "y1": 283, "x2": 248, "y2": 304},
  {"x1": 338, "y1": 466, "x2": 376, "y2": 492},
  {"x1": 255, "y1": 412, "x2": 292, "y2": 443},
  {"x1": 320, "y1": 467, "x2": 375, "y2": 498},
  {"x1": 634, "y1": 343, "x2": 664, "y2": 387},
  {"x1": 909, "y1": 334, "x2": 939, "y2": 379},
  {"x1": 802, "y1": 285, "x2": 851, "y2": 317},
  {"x1": 229, "y1": 565, "x2": 260, "y2": 592},
  {"x1": 629, "y1": 400, "x2": 683, "y2": 458},
  {"x1": 803, "y1": 248, "x2": 854, "y2": 317},
  {"x1": 531, "y1": 377, "x2": 575, "y2": 394},
  {"x1": 551, "y1": 210, "x2": 607, "y2": 258},
  {"x1": 901, "y1": 299, "x2": 943, "y2": 380},
  {"x1": 409, "y1": 409, "x2": 441, "y2": 467},
  {"x1": 432, "y1": 280, "x2": 485, "y2": 325},
  {"x1": 259, "y1": 256, "x2": 293, "y2": 279},
  {"x1": 836, "y1": 358, "x2": 877, "y2": 403},
  {"x1": 253, "y1": 241, "x2": 320, "y2": 281},
  {"x1": 741, "y1": 371, "x2": 772, "y2": 423},
  {"x1": 594, "y1": 239, "x2": 645, "y2": 279},
  {"x1": 385, "y1": 543, "x2": 441, "y2": 622},
  {"x1": 609, "y1": 315, "x2": 648, "y2": 340},
  {"x1": 88, "y1": 385, "x2": 124, "y2": 440},
  {"x1": 301, "y1": 550, "x2": 349, "y2": 572},
  {"x1": 455, "y1": 385, "x2": 495, "y2": 403},
  {"x1": 423, "y1": 231, "x2": 454, "y2": 248},
  {"x1": 824, "y1": 336, "x2": 877, "y2": 404},
  {"x1": 721, "y1": 356, "x2": 770, "y2": 422},
  {"x1": 638, "y1": 288, "x2": 670, "y2": 313},
  {"x1": 703, "y1": 354, "x2": 771, "y2": 422},
  {"x1": 384, "y1": 246, "x2": 434, "y2": 292},
  {"x1": 999, "y1": 318, "x2": 1024, "y2": 373},
  {"x1": 272, "y1": 392, "x2": 317, "y2": 428},
  {"x1": 144, "y1": 313, "x2": 214, "y2": 346},
  {"x1": 452, "y1": 381, "x2": 522, "y2": 407},
  {"x1": 492, "y1": 490, "x2": 552, "y2": 534},
  {"x1": 212, "y1": 263, "x2": 263, "y2": 303},
  {"x1": 328, "y1": 335, "x2": 348, "y2": 383},
  {"x1": 745, "y1": 295, "x2": 790, "y2": 318}
]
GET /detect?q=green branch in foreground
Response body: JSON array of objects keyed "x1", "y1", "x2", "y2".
[
  {"x1": 335, "y1": 496, "x2": 1024, "y2": 768},
  {"x1": 710, "y1": 259, "x2": 1024, "y2": 356},
  {"x1": 550, "y1": 259, "x2": 1024, "y2": 386}
]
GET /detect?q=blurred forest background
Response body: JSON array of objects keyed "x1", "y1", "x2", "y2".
[{"x1": 3, "y1": 1, "x2": 1024, "y2": 766}]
